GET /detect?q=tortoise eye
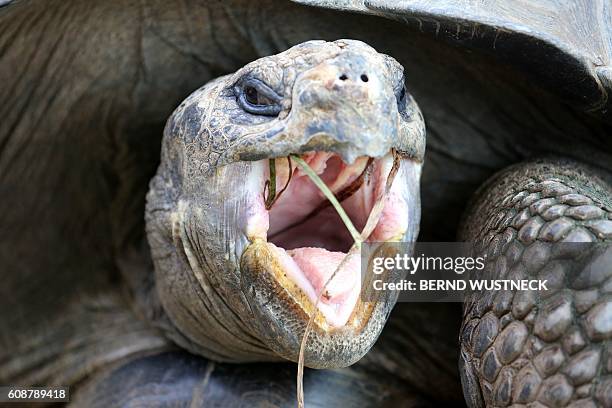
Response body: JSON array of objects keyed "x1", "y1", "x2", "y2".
[
  {"x1": 395, "y1": 84, "x2": 407, "y2": 110},
  {"x1": 245, "y1": 86, "x2": 259, "y2": 105},
  {"x1": 245, "y1": 85, "x2": 275, "y2": 106},
  {"x1": 235, "y1": 78, "x2": 282, "y2": 116}
]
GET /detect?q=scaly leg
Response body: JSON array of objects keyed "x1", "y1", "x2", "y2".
[{"x1": 459, "y1": 159, "x2": 612, "y2": 407}]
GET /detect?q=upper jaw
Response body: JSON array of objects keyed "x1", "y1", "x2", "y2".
[{"x1": 224, "y1": 106, "x2": 401, "y2": 167}]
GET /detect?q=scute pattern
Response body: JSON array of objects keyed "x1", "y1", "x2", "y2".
[{"x1": 460, "y1": 164, "x2": 612, "y2": 407}]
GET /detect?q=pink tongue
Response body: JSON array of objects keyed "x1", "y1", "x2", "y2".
[
  {"x1": 269, "y1": 245, "x2": 361, "y2": 327},
  {"x1": 288, "y1": 248, "x2": 360, "y2": 304}
]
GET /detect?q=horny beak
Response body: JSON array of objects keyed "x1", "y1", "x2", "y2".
[{"x1": 285, "y1": 51, "x2": 400, "y2": 163}]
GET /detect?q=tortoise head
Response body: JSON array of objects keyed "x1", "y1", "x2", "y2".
[{"x1": 145, "y1": 39, "x2": 425, "y2": 367}]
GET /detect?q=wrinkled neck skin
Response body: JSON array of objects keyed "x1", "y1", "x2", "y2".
[
  {"x1": 147, "y1": 158, "x2": 278, "y2": 362},
  {"x1": 145, "y1": 42, "x2": 424, "y2": 366}
]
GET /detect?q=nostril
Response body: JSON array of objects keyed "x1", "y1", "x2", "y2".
[
  {"x1": 360, "y1": 74, "x2": 369, "y2": 82},
  {"x1": 339, "y1": 74, "x2": 348, "y2": 81}
]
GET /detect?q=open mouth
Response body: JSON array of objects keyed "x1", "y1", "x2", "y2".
[{"x1": 243, "y1": 150, "x2": 415, "y2": 329}]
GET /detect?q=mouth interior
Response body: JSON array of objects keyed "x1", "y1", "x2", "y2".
[
  {"x1": 268, "y1": 153, "x2": 373, "y2": 252},
  {"x1": 252, "y1": 151, "x2": 409, "y2": 327}
]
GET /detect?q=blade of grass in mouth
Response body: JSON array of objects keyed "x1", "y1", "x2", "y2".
[
  {"x1": 293, "y1": 151, "x2": 401, "y2": 408},
  {"x1": 290, "y1": 155, "x2": 362, "y2": 247},
  {"x1": 269, "y1": 157, "x2": 374, "y2": 241},
  {"x1": 264, "y1": 157, "x2": 293, "y2": 210}
]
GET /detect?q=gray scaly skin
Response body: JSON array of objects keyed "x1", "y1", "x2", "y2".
[
  {"x1": 460, "y1": 160, "x2": 612, "y2": 407},
  {"x1": 145, "y1": 39, "x2": 425, "y2": 368}
]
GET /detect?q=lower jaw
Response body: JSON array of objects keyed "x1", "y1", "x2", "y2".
[
  {"x1": 239, "y1": 237, "x2": 408, "y2": 368},
  {"x1": 241, "y1": 239, "x2": 377, "y2": 332}
]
